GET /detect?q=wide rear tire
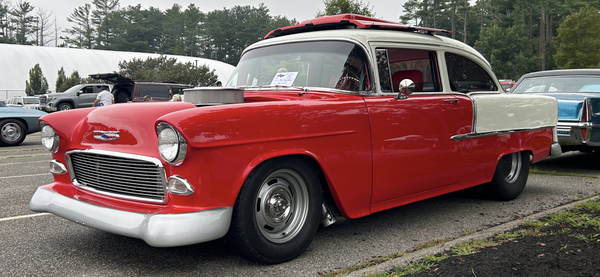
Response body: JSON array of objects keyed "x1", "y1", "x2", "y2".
[
  {"x1": 227, "y1": 157, "x2": 322, "y2": 264},
  {"x1": 483, "y1": 151, "x2": 530, "y2": 201}
]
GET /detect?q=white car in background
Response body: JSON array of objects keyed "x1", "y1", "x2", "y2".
[{"x1": 6, "y1": 96, "x2": 43, "y2": 111}]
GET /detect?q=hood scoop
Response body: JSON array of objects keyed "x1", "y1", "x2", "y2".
[{"x1": 184, "y1": 87, "x2": 244, "y2": 106}]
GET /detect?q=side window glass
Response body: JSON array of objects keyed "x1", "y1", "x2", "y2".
[
  {"x1": 171, "y1": 86, "x2": 186, "y2": 95},
  {"x1": 81, "y1": 86, "x2": 93, "y2": 94},
  {"x1": 139, "y1": 85, "x2": 170, "y2": 98},
  {"x1": 445, "y1": 52, "x2": 497, "y2": 92},
  {"x1": 376, "y1": 48, "x2": 440, "y2": 93},
  {"x1": 376, "y1": 49, "x2": 392, "y2": 92}
]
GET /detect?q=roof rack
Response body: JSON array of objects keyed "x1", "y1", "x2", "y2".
[{"x1": 265, "y1": 14, "x2": 451, "y2": 39}]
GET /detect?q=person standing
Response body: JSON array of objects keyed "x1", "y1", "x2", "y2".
[{"x1": 93, "y1": 85, "x2": 114, "y2": 107}]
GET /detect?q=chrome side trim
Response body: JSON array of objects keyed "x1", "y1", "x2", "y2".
[
  {"x1": 450, "y1": 125, "x2": 556, "y2": 141},
  {"x1": 30, "y1": 187, "x2": 232, "y2": 247}
]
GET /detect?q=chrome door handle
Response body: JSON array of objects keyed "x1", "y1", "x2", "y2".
[{"x1": 444, "y1": 99, "x2": 459, "y2": 105}]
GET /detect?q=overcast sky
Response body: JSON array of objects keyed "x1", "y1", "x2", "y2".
[{"x1": 24, "y1": 0, "x2": 409, "y2": 45}]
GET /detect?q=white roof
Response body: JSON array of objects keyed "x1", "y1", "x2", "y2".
[{"x1": 0, "y1": 44, "x2": 235, "y2": 97}]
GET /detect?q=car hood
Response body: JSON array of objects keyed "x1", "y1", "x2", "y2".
[
  {"x1": 1, "y1": 106, "x2": 47, "y2": 117},
  {"x1": 42, "y1": 92, "x2": 68, "y2": 98},
  {"x1": 41, "y1": 102, "x2": 195, "y2": 156},
  {"x1": 536, "y1": 92, "x2": 600, "y2": 121}
]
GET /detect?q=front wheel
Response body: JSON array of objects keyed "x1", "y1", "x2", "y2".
[
  {"x1": 482, "y1": 151, "x2": 530, "y2": 201},
  {"x1": 227, "y1": 157, "x2": 322, "y2": 264},
  {"x1": 57, "y1": 102, "x2": 73, "y2": 111},
  {"x1": 0, "y1": 119, "x2": 26, "y2": 146}
]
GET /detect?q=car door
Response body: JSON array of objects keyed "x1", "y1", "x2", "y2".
[
  {"x1": 368, "y1": 47, "x2": 472, "y2": 204},
  {"x1": 76, "y1": 85, "x2": 99, "y2": 108}
]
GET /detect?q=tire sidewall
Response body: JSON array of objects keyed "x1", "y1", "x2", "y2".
[
  {"x1": 0, "y1": 119, "x2": 26, "y2": 146},
  {"x1": 229, "y1": 157, "x2": 322, "y2": 264},
  {"x1": 58, "y1": 103, "x2": 72, "y2": 111},
  {"x1": 488, "y1": 152, "x2": 530, "y2": 201},
  {"x1": 116, "y1": 91, "x2": 129, "y2": 103}
]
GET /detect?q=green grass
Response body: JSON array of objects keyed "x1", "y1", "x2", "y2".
[
  {"x1": 365, "y1": 198, "x2": 600, "y2": 277},
  {"x1": 529, "y1": 168, "x2": 599, "y2": 178}
]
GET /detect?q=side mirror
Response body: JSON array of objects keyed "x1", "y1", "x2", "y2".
[{"x1": 395, "y1": 79, "x2": 415, "y2": 100}]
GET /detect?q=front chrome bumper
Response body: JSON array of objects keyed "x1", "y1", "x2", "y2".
[
  {"x1": 40, "y1": 105, "x2": 57, "y2": 112},
  {"x1": 30, "y1": 187, "x2": 232, "y2": 247}
]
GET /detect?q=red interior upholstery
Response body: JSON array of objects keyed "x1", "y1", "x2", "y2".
[{"x1": 392, "y1": 70, "x2": 423, "y2": 92}]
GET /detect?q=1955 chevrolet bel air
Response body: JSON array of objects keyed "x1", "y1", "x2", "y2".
[{"x1": 30, "y1": 14, "x2": 561, "y2": 264}]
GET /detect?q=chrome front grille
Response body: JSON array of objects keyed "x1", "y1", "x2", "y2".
[
  {"x1": 39, "y1": 95, "x2": 47, "y2": 105},
  {"x1": 66, "y1": 150, "x2": 166, "y2": 203}
]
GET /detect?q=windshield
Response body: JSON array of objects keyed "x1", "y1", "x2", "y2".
[
  {"x1": 512, "y1": 76, "x2": 600, "y2": 94},
  {"x1": 227, "y1": 41, "x2": 371, "y2": 92}
]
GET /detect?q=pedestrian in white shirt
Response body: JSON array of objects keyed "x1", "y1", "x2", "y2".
[{"x1": 93, "y1": 85, "x2": 114, "y2": 107}]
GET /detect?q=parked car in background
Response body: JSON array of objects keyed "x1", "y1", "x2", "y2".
[
  {"x1": 39, "y1": 83, "x2": 113, "y2": 112},
  {"x1": 0, "y1": 101, "x2": 46, "y2": 146},
  {"x1": 499, "y1": 79, "x2": 516, "y2": 92},
  {"x1": 6, "y1": 96, "x2": 43, "y2": 110},
  {"x1": 30, "y1": 14, "x2": 561, "y2": 264},
  {"x1": 511, "y1": 69, "x2": 600, "y2": 154},
  {"x1": 89, "y1": 73, "x2": 191, "y2": 103}
]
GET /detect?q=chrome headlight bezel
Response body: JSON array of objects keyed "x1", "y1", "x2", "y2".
[
  {"x1": 156, "y1": 122, "x2": 187, "y2": 165},
  {"x1": 40, "y1": 122, "x2": 59, "y2": 153}
]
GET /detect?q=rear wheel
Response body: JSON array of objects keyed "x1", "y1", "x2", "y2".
[
  {"x1": 482, "y1": 152, "x2": 530, "y2": 201},
  {"x1": 115, "y1": 90, "x2": 130, "y2": 103},
  {"x1": 227, "y1": 157, "x2": 322, "y2": 264},
  {"x1": 0, "y1": 119, "x2": 26, "y2": 146}
]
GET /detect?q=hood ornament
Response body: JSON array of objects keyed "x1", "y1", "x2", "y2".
[{"x1": 94, "y1": 130, "x2": 120, "y2": 141}]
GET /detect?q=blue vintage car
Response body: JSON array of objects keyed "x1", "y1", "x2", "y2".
[
  {"x1": 512, "y1": 69, "x2": 600, "y2": 154},
  {"x1": 0, "y1": 102, "x2": 47, "y2": 146}
]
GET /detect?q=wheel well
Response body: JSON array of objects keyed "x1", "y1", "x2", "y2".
[
  {"x1": 253, "y1": 154, "x2": 341, "y2": 220},
  {"x1": 57, "y1": 100, "x2": 74, "y2": 107}
]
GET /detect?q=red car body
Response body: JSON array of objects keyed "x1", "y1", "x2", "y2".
[{"x1": 30, "y1": 14, "x2": 560, "y2": 264}]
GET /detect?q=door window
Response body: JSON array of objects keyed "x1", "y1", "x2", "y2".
[{"x1": 376, "y1": 48, "x2": 440, "y2": 93}]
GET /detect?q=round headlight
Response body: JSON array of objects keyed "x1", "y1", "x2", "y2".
[
  {"x1": 157, "y1": 123, "x2": 186, "y2": 165},
  {"x1": 40, "y1": 124, "x2": 59, "y2": 152}
]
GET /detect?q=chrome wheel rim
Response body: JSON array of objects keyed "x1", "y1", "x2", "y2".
[
  {"x1": 59, "y1": 105, "x2": 71, "y2": 111},
  {"x1": 501, "y1": 153, "x2": 521, "y2": 184},
  {"x1": 255, "y1": 169, "x2": 309, "y2": 243},
  {"x1": 1, "y1": 122, "x2": 22, "y2": 142}
]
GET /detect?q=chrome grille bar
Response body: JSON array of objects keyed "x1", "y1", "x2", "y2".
[{"x1": 66, "y1": 149, "x2": 167, "y2": 203}]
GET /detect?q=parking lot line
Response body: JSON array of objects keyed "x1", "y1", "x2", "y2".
[
  {"x1": 0, "y1": 213, "x2": 50, "y2": 222},
  {"x1": 0, "y1": 173, "x2": 50, "y2": 179}
]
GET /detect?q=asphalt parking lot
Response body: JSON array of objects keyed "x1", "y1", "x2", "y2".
[{"x1": 1, "y1": 133, "x2": 599, "y2": 276}]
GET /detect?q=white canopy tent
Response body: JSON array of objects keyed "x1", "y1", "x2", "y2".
[{"x1": 0, "y1": 44, "x2": 235, "y2": 100}]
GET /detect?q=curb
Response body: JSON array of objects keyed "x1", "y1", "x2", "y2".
[{"x1": 346, "y1": 195, "x2": 600, "y2": 277}]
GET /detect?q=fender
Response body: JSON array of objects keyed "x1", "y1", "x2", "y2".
[{"x1": 160, "y1": 97, "x2": 374, "y2": 219}]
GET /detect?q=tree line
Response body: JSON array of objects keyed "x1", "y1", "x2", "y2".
[
  {"x1": 0, "y1": 0, "x2": 296, "y2": 66},
  {"x1": 400, "y1": 0, "x2": 600, "y2": 79},
  {"x1": 4, "y1": 0, "x2": 600, "y2": 82}
]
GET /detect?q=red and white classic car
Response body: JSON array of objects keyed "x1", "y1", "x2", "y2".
[{"x1": 30, "y1": 14, "x2": 561, "y2": 264}]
